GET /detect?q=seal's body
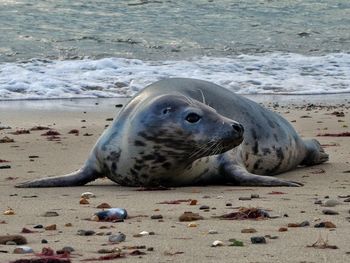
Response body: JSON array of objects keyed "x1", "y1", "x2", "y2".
[{"x1": 17, "y1": 78, "x2": 328, "y2": 188}]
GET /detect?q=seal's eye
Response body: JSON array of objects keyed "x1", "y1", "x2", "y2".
[
  {"x1": 162, "y1": 107, "x2": 171, "y2": 115},
  {"x1": 185, "y1": 113, "x2": 201, "y2": 123}
]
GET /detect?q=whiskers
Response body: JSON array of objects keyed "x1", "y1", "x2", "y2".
[{"x1": 188, "y1": 138, "x2": 226, "y2": 159}]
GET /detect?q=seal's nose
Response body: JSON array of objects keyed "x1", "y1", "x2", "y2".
[{"x1": 232, "y1": 123, "x2": 244, "y2": 136}]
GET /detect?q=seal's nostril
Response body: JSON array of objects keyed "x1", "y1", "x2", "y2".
[{"x1": 232, "y1": 123, "x2": 244, "y2": 134}]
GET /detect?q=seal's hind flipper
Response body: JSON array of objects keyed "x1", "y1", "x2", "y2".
[
  {"x1": 15, "y1": 166, "x2": 102, "y2": 188},
  {"x1": 222, "y1": 164, "x2": 303, "y2": 187},
  {"x1": 300, "y1": 139, "x2": 329, "y2": 166}
]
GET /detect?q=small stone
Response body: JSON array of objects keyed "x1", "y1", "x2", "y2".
[
  {"x1": 109, "y1": 233, "x2": 126, "y2": 243},
  {"x1": 42, "y1": 211, "x2": 59, "y2": 217},
  {"x1": 208, "y1": 230, "x2": 218, "y2": 234},
  {"x1": 344, "y1": 197, "x2": 350, "y2": 202},
  {"x1": 278, "y1": 227, "x2": 288, "y2": 232},
  {"x1": 96, "y1": 203, "x2": 111, "y2": 209},
  {"x1": 81, "y1": 192, "x2": 96, "y2": 199},
  {"x1": 251, "y1": 194, "x2": 260, "y2": 199},
  {"x1": 57, "y1": 246, "x2": 74, "y2": 254},
  {"x1": 139, "y1": 231, "x2": 149, "y2": 236},
  {"x1": 188, "y1": 223, "x2": 197, "y2": 227},
  {"x1": 80, "y1": 197, "x2": 90, "y2": 204},
  {"x1": 65, "y1": 223, "x2": 73, "y2": 227},
  {"x1": 211, "y1": 240, "x2": 224, "y2": 247},
  {"x1": 147, "y1": 247, "x2": 154, "y2": 251},
  {"x1": 77, "y1": 230, "x2": 95, "y2": 236},
  {"x1": 314, "y1": 221, "x2": 336, "y2": 228},
  {"x1": 6, "y1": 241, "x2": 17, "y2": 245},
  {"x1": 179, "y1": 211, "x2": 203, "y2": 222},
  {"x1": 314, "y1": 200, "x2": 322, "y2": 205},
  {"x1": 251, "y1": 236, "x2": 266, "y2": 244},
  {"x1": 241, "y1": 228, "x2": 257, "y2": 233},
  {"x1": 33, "y1": 224, "x2": 43, "y2": 229},
  {"x1": 322, "y1": 209, "x2": 339, "y2": 215},
  {"x1": 299, "y1": 221, "x2": 310, "y2": 227},
  {"x1": 3, "y1": 208, "x2": 15, "y2": 215},
  {"x1": 323, "y1": 200, "x2": 339, "y2": 207},
  {"x1": 238, "y1": 197, "x2": 252, "y2": 201},
  {"x1": 150, "y1": 214, "x2": 163, "y2": 220},
  {"x1": 45, "y1": 224, "x2": 57, "y2": 231},
  {"x1": 199, "y1": 205, "x2": 210, "y2": 210},
  {"x1": 41, "y1": 239, "x2": 48, "y2": 244},
  {"x1": 13, "y1": 246, "x2": 33, "y2": 254},
  {"x1": 189, "y1": 200, "x2": 197, "y2": 205}
]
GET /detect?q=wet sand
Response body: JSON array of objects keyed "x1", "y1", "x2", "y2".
[{"x1": 0, "y1": 97, "x2": 350, "y2": 262}]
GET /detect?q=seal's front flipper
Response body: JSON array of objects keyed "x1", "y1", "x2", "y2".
[
  {"x1": 15, "y1": 166, "x2": 102, "y2": 188},
  {"x1": 223, "y1": 164, "x2": 303, "y2": 187}
]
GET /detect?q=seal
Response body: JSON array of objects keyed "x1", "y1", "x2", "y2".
[{"x1": 16, "y1": 78, "x2": 328, "y2": 188}]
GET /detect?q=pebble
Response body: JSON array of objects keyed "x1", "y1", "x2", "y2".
[
  {"x1": 251, "y1": 236, "x2": 266, "y2": 244},
  {"x1": 208, "y1": 230, "x2": 218, "y2": 234},
  {"x1": 314, "y1": 221, "x2": 336, "y2": 228},
  {"x1": 98, "y1": 247, "x2": 122, "y2": 254},
  {"x1": 179, "y1": 211, "x2": 203, "y2": 222},
  {"x1": 322, "y1": 209, "x2": 339, "y2": 215},
  {"x1": 97, "y1": 203, "x2": 111, "y2": 209},
  {"x1": 323, "y1": 200, "x2": 340, "y2": 207},
  {"x1": 5, "y1": 241, "x2": 17, "y2": 245},
  {"x1": 239, "y1": 197, "x2": 252, "y2": 201},
  {"x1": 314, "y1": 200, "x2": 322, "y2": 205},
  {"x1": 33, "y1": 224, "x2": 43, "y2": 229},
  {"x1": 199, "y1": 205, "x2": 210, "y2": 210},
  {"x1": 139, "y1": 231, "x2": 149, "y2": 236},
  {"x1": 42, "y1": 211, "x2": 59, "y2": 217},
  {"x1": 77, "y1": 230, "x2": 95, "y2": 236},
  {"x1": 189, "y1": 200, "x2": 197, "y2": 205},
  {"x1": 150, "y1": 214, "x2": 163, "y2": 220},
  {"x1": 225, "y1": 203, "x2": 232, "y2": 206},
  {"x1": 45, "y1": 224, "x2": 57, "y2": 231},
  {"x1": 13, "y1": 246, "x2": 33, "y2": 254},
  {"x1": 80, "y1": 197, "x2": 90, "y2": 204},
  {"x1": 251, "y1": 194, "x2": 260, "y2": 199},
  {"x1": 278, "y1": 227, "x2": 288, "y2": 232},
  {"x1": 3, "y1": 208, "x2": 15, "y2": 215},
  {"x1": 109, "y1": 233, "x2": 126, "y2": 243},
  {"x1": 188, "y1": 223, "x2": 198, "y2": 227},
  {"x1": 57, "y1": 246, "x2": 74, "y2": 254},
  {"x1": 344, "y1": 197, "x2": 350, "y2": 202},
  {"x1": 241, "y1": 228, "x2": 257, "y2": 233},
  {"x1": 211, "y1": 240, "x2": 224, "y2": 247},
  {"x1": 41, "y1": 239, "x2": 48, "y2": 244}
]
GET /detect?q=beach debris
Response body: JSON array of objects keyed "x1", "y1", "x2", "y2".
[
  {"x1": 81, "y1": 192, "x2": 96, "y2": 199},
  {"x1": 158, "y1": 199, "x2": 191, "y2": 204},
  {"x1": 307, "y1": 235, "x2": 338, "y2": 249},
  {"x1": 41, "y1": 130, "x2": 61, "y2": 136},
  {"x1": 208, "y1": 230, "x2": 218, "y2": 234},
  {"x1": 42, "y1": 211, "x2": 59, "y2": 217},
  {"x1": 105, "y1": 118, "x2": 113, "y2": 121},
  {"x1": 45, "y1": 224, "x2": 57, "y2": 231},
  {"x1": 317, "y1": 132, "x2": 350, "y2": 137},
  {"x1": 3, "y1": 207, "x2": 15, "y2": 215},
  {"x1": 217, "y1": 207, "x2": 270, "y2": 220},
  {"x1": 188, "y1": 222, "x2": 198, "y2": 227},
  {"x1": 0, "y1": 235, "x2": 27, "y2": 245},
  {"x1": 77, "y1": 230, "x2": 95, "y2": 236},
  {"x1": 251, "y1": 194, "x2": 260, "y2": 199},
  {"x1": 164, "y1": 250, "x2": 184, "y2": 256},
  {"x1": 21, "y1": 227, "x2": 37, "y2": 234},
  {"x1": 314, "y1": 221, "x2": 336, "y2": 228},
  {"x1": 92, "y1": 208, "x2": 128, "y2": 222},
  {"x1": 41, "y1": 239, "x2": 48, "y2": 244},
  {"x1": 314, "y1": 200, "x2": 322, "y2": 205},
  {"x1": 239, "y1": 197, "x2": 252, "y2": 201},
  {"x1": 115, "y1": 104, "x2": 123, "y2": 108},
  {"x1": 150, "y1": 214, "x2": 163, "y2": 220},
  {"x1": 323, "y1": 199, "x2": 340, "y2": 207},
  {"x1": 0, "y1": 165, "x2": 11, "y2": 169},
  {"x1": 211, "y1": 240, "x2": 224, "y2": 247},
  {"x1": 322, "y1": 209, "x2": 339, "y2": 215},
  {"x1": 98, "y1": 248, "x2": 122, "y2": 254},
  {"x1": 83, "y1": 133, "x2": 93, "y2": 136},
  {"x1": 97, "y1": 203, "x2": 111, "y2": 209},
  {"x1": 226, "y1": 202, "x2": 232, "y2": 206},
  {"x1": 13, "y1": 246, "x2": 33, "y2": 254},
  {"x1": 179, "y1": 211, "x2": 203, "y2": 222},
  {"x1": 68, "y1": 129, "x2": 79, "y2": 135},
  {"x1": 265, "y1": 235, "x2": 279, "y2": 240},
  {"x1": 268, "y1": 191, "x2": 286, "y2": 195},
  {"x1": 109, "y1": 232, "x2": 126, "y2": 243},
  {"x1": 278, "y1": 227, "x2": 288, "y2": 232},
  {"x1": 10, "y1": 129, "x2": 30, "y2": 135},
  {"x1": 57, "y1": 246, "x2": 74, "y2": 255},
  {"x1": 81, "y1": 253, "x2": 125, "y2": 261},
  {"x1": 250, "y1": 236, "x2": 266, "y2": 244},
  {"x1": 0, "y1": 159, "x2": 10, "y2": 163},
  {"x1": 0, "y1": 136, "x2": 15, "y2": 143},
  {"x1": 199, "y1": 205, "x2": 210, "y2": 210},
  {"x1": 228, "y1": 239, "x2": 244, "y2": 247},
  {"x1": 30, "y1": 125, "x2": 50, "y2": 131},
  {"x1": 241, "y1": 228, "x2": 257, "y2": 233},
  {"x1": 287, "y1": 221, "x2": 310, "y2": 227}
]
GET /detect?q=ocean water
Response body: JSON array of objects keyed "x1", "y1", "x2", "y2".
[{"x1": 0, "y1": 0, "x2": 349, "y2": 100}]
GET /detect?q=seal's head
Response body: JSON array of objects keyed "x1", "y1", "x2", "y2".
[{"x1": 134, "y1": 94, "x2": 244, "y2": 163}]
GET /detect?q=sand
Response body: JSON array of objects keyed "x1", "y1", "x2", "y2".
[{"x1": 0, "y1": 96, "x2": 350, "y2": 263}]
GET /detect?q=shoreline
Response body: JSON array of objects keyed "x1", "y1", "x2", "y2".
[{"x1": 0, "y1": 98, "x2": 349, "y2": 262}]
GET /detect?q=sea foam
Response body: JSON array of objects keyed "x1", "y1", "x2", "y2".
[{"x1": 0, "y1": 53, "x2": 349, "y2": 100}]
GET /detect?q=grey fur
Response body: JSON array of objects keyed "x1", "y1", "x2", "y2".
[{"x1": 16, "y1": 78, "x2": 328, "y2": 188}]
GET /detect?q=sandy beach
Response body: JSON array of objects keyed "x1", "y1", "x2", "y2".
[{"x1": 1, "y1": 96, "x2": 350, "y2": 263}]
